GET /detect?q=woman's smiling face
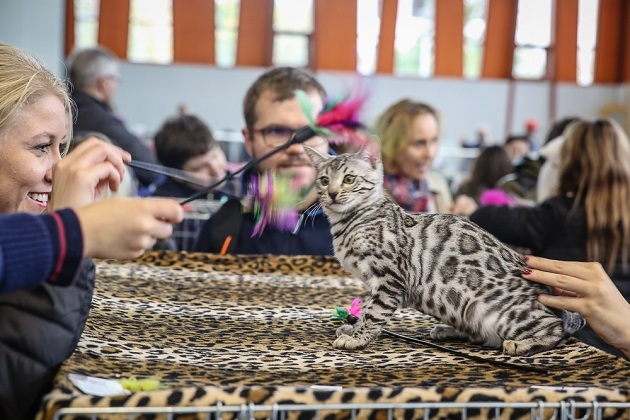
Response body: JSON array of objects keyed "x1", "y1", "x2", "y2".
[{"x1": 0, "y1": 94, "x2": 68, "y2": 214}]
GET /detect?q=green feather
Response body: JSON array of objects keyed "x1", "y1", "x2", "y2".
[
  {"x1": 294, "y1": 89, "x2": 316, "y2": 126},
  {"x1": 332, "y1": 306, "x2": 348, "y2": 320}
]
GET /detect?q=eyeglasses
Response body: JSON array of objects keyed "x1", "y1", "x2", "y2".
[{"x1": 253, "y1": 125, "x2": 328, "y2": 148}]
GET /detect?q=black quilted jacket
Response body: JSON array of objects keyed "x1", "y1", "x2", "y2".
[{"x1": 0, "y1": 260, "x2": 95, "y2": 420}]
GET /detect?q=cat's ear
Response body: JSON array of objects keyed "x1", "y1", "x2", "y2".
[
  {"x1": 304, "y1": 145, "x2": 330, "y2": 167},
  {"x1": 357, "y1": 135, "x2": 381, "y2": 169}
]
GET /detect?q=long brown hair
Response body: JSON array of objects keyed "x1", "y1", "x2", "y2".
[{"x1": 558, "y1": 118, "x2": 630, "y2": 273}]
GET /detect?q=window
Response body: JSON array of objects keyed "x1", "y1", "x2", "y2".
[
  {"x1": 127, "y1": 0, "x2": 173, "y2": 63},
  {"x1": 74, "y1": 0, "x2": 100, "y2": 50},
  {"x1": 356, "y1": 0, "x2": 380, "y2": 75},
  {"x1": 577, "y1": 0, "x2": 599, "y2": 86},
  {"x1": 513, "y1": 0, "x2": 551, "y2": 79},
  {"x1": 215, "y1": 0, "x2": 240, "y2": 67},
  {"x1": 394, "y1": 0, "x2": 435, "y2": 78},
  {"x1": 272, "y1": 0, "x2": 313, "y2": 67},
  {"x1": 463, "y1": 0, "x2": 488, "y2": 79}
]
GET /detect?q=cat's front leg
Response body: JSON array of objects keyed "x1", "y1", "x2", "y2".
[{"x1": 333, "y1": 286, "x2": 400, "y2": 350}]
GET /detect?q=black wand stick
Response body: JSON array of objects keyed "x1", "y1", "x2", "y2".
[{"x1": 179, "y1": 125, "x2": 318, "y2": 205}]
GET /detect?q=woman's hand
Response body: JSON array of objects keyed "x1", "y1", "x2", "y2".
[
  {"x1": 76, "y1": 197, "x2": 184, "y2": 260},
  {"x1": 522, "y1": 255, "x2": 630, "y2": 358},
  {"x1": 49, "y1": 137, "x2": 131, "y2": 210}
]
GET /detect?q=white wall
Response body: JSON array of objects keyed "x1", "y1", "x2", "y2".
[
  {"x1": 116, "y1": 63, "x2": 620, "y2": 145},
  {"x1": 1, "y1": 0, "x2": 624, "y2": 149},
  {"x1": 0, "y1": 0, "x2": 66, "y2": 76}
]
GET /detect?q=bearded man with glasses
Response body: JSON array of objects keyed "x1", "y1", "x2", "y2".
[{"x1": 194, "y1": 67, "x2": 334, "y2": 256}]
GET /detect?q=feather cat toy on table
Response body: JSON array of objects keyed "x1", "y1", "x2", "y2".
[{"x1": 304, "y1": 145, "x2": 585, "y2": 356}]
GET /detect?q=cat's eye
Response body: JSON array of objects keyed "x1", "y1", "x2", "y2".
[
  {"x1": 320, "y1": 176, "x2": 329, "y2": 186},
  {"x1": 343, "y1": 174, "x2": 356, "y2": 184}
]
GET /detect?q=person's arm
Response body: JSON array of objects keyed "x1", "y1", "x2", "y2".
[
  {"x1": 77, "y1": 197, "x2": 184, "y2": 260},
  {"x1": 468, "y1": 201, "x2": 556, "y2": 252},
  {"x1": 0, "y1": 209, "x2": 83, "y2": 294},
  {"x1": 0, "y1": 197, "x2": 184, "y2": 295},
  {"x1": 522, "y1": 256, "x2": 630, "y2": 359}
]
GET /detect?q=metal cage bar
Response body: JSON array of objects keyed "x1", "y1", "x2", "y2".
[{"x1": 52, "y1": 400, "x2": 630, "y2": 420}]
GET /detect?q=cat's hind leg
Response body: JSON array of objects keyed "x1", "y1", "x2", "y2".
[
  {"x1": 502, "y1": 335, "x2": 564, "y2": 356},
  {"x1": 503, "y1": 319, "x2": 565, "y2": 356},
  {"x1": 430, "y1": 324, "x2": 469, "y2": 341}
]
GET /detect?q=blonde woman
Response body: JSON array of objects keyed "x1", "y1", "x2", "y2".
[
  {"x1": 0, "y1": 43, "x2": 183, "y2": 420},
  {"x1": 470, "y1": 118, "x2": 630, "y2": 358},
  {"x1": 374, "y1": 99, "x2": 452, "y2": 213}
]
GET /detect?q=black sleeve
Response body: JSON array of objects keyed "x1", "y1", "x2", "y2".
[{"x1": 469, "y1": 202, "x2": 558, "y2": 253}]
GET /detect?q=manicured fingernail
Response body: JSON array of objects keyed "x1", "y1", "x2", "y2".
[
  {"x1": 524, "y1": 256, "x2": 529, "y2": 261},
  {"x1": 522, "y1": 269, "x2": 532, "y2": 275},
  {"x1": 182, "y1": 205, "x2": 192, "y2": 212}
]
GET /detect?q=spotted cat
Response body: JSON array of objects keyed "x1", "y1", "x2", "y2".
[{"x1": 304, "y1": 146, "x2": 584, "y2": 356}]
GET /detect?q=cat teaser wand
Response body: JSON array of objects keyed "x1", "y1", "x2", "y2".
[{"x1": 180, "y1": 89, "x2": 369, "y2": 206}]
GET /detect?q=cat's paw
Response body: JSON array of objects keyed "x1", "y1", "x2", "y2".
[
  {"x1": 502, "y1": 340, "x2": 519, "y2": 356},
  {"x1": 430, "y1": 324, "x2": 467, "y2": 341},
  {"x1": 333, "y1": 334, "x2": 368, "y2": 350},
  {"x1": 336, "y1": 324, "x2": 354, "y2": 337}
]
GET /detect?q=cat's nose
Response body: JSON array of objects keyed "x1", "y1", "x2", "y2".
[{"x1": 328, "y1": 191, "x2": 338, "y2": 201}]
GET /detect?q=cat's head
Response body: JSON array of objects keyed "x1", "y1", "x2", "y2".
[{"x1": 304, "y1": 145, "x2": 383, "y2": 213}]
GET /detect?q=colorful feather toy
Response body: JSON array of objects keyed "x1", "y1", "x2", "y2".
[
  {"x1": 332, "y1": 297, "x2": 362, "y2": 325},
  {"x1": 244, "y1": 171, "x2": 306, "y2": 236},
  {"x1": 296, "y1": 88, "x2": 371, "y2": 149}
]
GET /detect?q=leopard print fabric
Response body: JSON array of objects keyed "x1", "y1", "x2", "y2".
[{"x1": 39, "y1": 252, "x2": 630, "y2": 419}]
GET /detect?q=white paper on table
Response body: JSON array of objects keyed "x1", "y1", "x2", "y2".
[{"x1": 68, "y1": 373, "x2": 132, "y2": 397}]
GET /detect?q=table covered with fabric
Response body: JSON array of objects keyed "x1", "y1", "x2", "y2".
[{"x1": 38, "y1": 252, "x2": 630, "y2": 419}]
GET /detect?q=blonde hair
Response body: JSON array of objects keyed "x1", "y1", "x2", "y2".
[
  {"x1": 374, "y1": 99, "x2": 441, "y2": 174},
  {"x1": 558, "y1": 118, "x2": 630, "y2": 273},
  {"x1": 0, "y1": 43, "x2": 74, "y2": 151}
]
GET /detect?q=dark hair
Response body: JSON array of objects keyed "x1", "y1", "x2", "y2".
[
  {"x1": 242, "y1": 67, "x2": 326, "y2": 130},
  {"x1": 154, "y1": 115, "x2": 217, "y2": 169},
  {"x1": 544, "y1": 116, "x2": 581, "y2": 144},
  {"x1": 459, "y1": 146, "x2": 513, "y2": 200}
]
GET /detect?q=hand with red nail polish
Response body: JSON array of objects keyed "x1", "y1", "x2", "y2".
[{"x1": 523, "y1": 255, "x2": 630, "y2": 359}]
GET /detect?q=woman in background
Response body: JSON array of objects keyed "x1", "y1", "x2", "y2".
[
  {"x1": 374, "y1": 99, "x2": 452, "y2": 213},
  {"x1": 469, "y1": 119, "x2": 630, "y2": 358}
]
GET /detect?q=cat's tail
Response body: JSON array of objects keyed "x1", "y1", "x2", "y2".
[{"x1": 560, "y1": 310, "x2": 586, "y2": 335}]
